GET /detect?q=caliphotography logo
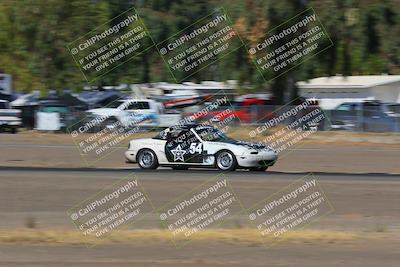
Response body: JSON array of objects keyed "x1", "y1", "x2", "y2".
[
  {"x1": 155, "y1": 8, "x2": 245, "y2": 82},
  {"x1": 246, "y1": 7, "x2": 334, "y2": 82},
  {"x1": 67, "y1": 173, "x2": 155, "y2": 247},
  {"x1": 247, "y1": 173, "x2": 334, "y2": 249},
  {"x1": 156, "y1": 174, "x2": 245, "y2": 248},
  {"x1": 67, "y1": 7, "x2": 154, "y2": 82}
]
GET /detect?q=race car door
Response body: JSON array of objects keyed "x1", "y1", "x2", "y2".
[{"x1": 165, "y1": 129, "x2": 203, "y2": 163}]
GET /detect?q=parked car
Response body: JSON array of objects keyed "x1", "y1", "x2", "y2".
[
  {"x1": 86, "y1": 98, "x2": 182, "y2": 131},
  {"x1": 190, "y1": 98, "x2": 276, "y2": 125},
  {"x1": 330, "y1": 101, "x2": 400, "y2": 132},
  {"x1": 35, "y1": 101, "x2": 74, "y2": 132},
  {"x1": 125, "y1": 123, "x2": 278, "y2": 171},
  {"x1": 0, "y1": 100, "x2": 21, "y2": 133},
  {"x1": 385, "y1": 103, "x2": 400, "y2": 116}
]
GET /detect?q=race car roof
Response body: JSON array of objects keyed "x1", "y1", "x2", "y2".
[
  {"x1": 170, "y1": 123, "x2": 213, "y2": 131},
  {"x1": 154, "y1": 123, "x2": 216, "y2": 140}
]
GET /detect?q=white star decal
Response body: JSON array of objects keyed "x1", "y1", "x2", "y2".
[{"x1": 171, "y1": 144, "x2": 186, "y2": 162}]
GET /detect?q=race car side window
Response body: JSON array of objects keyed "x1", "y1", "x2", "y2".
[
  {"x1": 153, "y1": 130, "x2": 168, "y2": 140},
  {"x1": 168, "y1": 129, "x2": 184, "y2": 140},
  {"x1": 153, "y1": 127, "x2": 182, "y2": 140}
]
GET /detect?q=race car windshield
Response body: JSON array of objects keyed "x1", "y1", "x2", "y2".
[{"x1": 197, "y1": 128, "x2": 230, "y2": 142}]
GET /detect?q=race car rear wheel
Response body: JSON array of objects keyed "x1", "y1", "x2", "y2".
[
  {"x1": 137, "y1": 149, "x2": 159, "y2": 169},
  {"x1": 216, "y1": 150, "x2": 237, "y2": 171}
]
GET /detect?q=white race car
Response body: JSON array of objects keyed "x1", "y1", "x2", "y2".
[{"x1": 125, "y1": 124, "x2": 278, "y2": 171}]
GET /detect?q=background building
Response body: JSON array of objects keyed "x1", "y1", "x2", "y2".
[{"x1": 298, "y1": 75, "x2": 400, "y2": 110}]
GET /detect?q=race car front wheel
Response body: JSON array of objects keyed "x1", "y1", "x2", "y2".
[
  {"x1": 216, "y1": 150, "x2": 237, "y2": 171},
  {"x1": 137, "y1": 149, "x2": 159, "y2": 169}
]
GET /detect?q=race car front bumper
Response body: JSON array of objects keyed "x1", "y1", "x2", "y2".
[
  {"x1": 125, "y1": 150, "x2": 137, "y2": 163},
  {"x1": 236, "y1": 151, "x2": 278, "y2": 168}
]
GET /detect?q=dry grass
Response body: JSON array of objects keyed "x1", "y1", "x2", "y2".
[{"x1": 0, "y1": 228, "x2": 360, "y2": 246}]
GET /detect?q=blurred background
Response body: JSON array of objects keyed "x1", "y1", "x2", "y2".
[{"x1": 0, "y1": 0, "x2": 399, "y2": 133}]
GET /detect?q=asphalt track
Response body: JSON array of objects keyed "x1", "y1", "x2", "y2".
[
  {"x1": 1, "y1": 136, "x2": 399, "y2": 174},
  {"x1": 1, "y1": 168, "x2": 399, "y2": 229}
]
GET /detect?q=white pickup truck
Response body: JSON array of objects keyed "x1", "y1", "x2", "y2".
[
  {"x1": 86, "y1": 98, "x2": 182, "y2": 130},
  {"x1": 0, "y1": 100, "x2": 21, "y2": 133}
]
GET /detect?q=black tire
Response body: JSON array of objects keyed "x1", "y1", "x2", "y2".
[
  {"x1": 137, "y1": 149, "x2": 159, "y2": 169},
  {"x1": 11, "y1": 128, "x2": 17, "y2": 134},
  {"x1": 171, "y1": 166, "x2": 189, "y2": 170},
  {"x1": 215, "y1": 150, "x2": 237, "y2": 171},
  {"x1": 249, "y1": 167, "x2": 268, "y2": 172}
]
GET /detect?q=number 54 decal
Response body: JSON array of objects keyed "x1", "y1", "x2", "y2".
[{"x1": 189, "y1": 143, "x2": 202, "y2": 154}]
